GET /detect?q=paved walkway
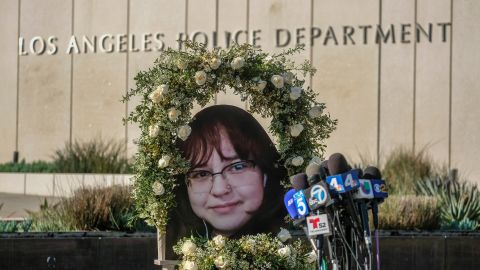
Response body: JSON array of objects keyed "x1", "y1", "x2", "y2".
[{"x1": 0, "y1": 193, "x2": 59, "y2": 219}]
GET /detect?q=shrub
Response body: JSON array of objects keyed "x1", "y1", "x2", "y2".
[
  {"x1": 29, "y1": 186, "x2": 153, "y2": 232},
  {"x1": 29, "y1": 199, "x2": 75, "y2": 231},
  {"x1": 381, "y1": 147, "x2": 434, "y2": 195},
  {"x1": 64, "y1": 185, "x2": 134, "y2": 231},
  {"x1": 0, "y1": 159, "x2": 56, "y2": 173},
  {"x1": 378, "y1": 195, "x2": 440, "y2": 230},
  {"x1": 52, "y1": 138, "x2": 132, "y2": 174},
  {"x1": 416, "y1": 176, "x2": 480, "y2": 230}
]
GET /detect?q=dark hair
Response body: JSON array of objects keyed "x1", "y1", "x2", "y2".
[{"x1": 166, "y1": 105, "x2": 287, "y2": 259}]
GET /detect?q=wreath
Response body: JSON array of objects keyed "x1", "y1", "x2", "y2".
[{"x1": 123, "y1": 41, "x2": 336, "y2": 267}]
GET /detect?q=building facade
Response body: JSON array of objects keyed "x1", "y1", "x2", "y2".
[{"x1": 0, "y1": 0, "x2": 479, "y2": 184}]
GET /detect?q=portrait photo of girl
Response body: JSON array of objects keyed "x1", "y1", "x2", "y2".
[{"x1": 166, "y1": 104, "x2": 288, "y2": 258}]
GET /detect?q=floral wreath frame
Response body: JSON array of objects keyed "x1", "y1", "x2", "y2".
[{"x1": 123, "y1": 41, "x2": 337, "y2": 233}]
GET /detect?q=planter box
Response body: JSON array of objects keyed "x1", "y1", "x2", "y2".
[
  {"x1": 0, "y1": 232, "x2": 157, "y2": 270},
  {"x1": 0, "y1": 173, "x2": 134, "y2": 197},
  {"x1": 1, "y1": 231, "x2": 479, "y2": 270}
]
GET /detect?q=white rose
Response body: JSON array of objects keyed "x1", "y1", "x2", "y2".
[
  {"x1": 306, "y1": 250, "x2": 317, "y2": 263},
  {"x1": 181, "y1": 240, "x2": 197, "y2": 256},
  {"x1": 212, "y1": 235, "x2": 225, "y2": 248},
  {"x1": 152, "y1": 181, "x2": 164, "y2": 196},
  {"x1": 168, "y1": 108, "x2": 181, "y2": 122},
  {"x1": 149, "y1": 84, "x2": 169, "y2": 104},
  {"x1": 195, "y1": 70, "x2": 207, "y2": 86},
  {"x1": 209, "y1": 57, "x2": 222, "y2": 70},
  {"x1": 289, "y1": 87, "x2": 303, "y2": 100},
  {"x1": 277, "y1": 228, "x2": 292, "y2": 243},
  {"x1": 254, "y1": 80, "x2": 267, "y2": 91},
  {"x1": 271, "y1": 75, "x2": 284, "y2": 88},
  {"x1": 289, "y1": 123, "x2": 304, "y2": 137},
  {"x1": 148, "y1": 125, "x2": 160, "y2": 137},
  {"x1": 176, "y1": 59, "x2": 187, "y2": 70},
  {"x1": 283, "y1": 72, "x2": 295, "y2": 84},
  {"x1": 277, "y1": 246, "x2": 291, "y2": 257},
  {"x1": 214, "y1": 256, "x2": 227, "y2": 269},
  {"x1": 183, "y1": 260, "x2": 197, "y2": 270},
  {"x1": 309, "y1": 106, "x2": 323, "y2": 118},
  {"x1": 230, "y1": 57, "x2": 245, "y2": 70},
  {"x1": 292, "y1": 156, "x2": 304, "y2": 167},
  {"x1": 178, "y1": 125, "x2": 192, "y2": 141},
  {"x1": 158, "y1": 155, "x2": 171, "y2": 168}
]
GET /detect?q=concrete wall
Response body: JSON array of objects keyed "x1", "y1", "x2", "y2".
[
  {"x1": 0, "y1": 0, "x2": 479, "y2": 184},
  {"x1": 0, "y1": 173, "x2": 133, "y2": 197}
]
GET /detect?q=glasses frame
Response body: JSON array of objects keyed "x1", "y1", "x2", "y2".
[{"x1": 185, "y1": 160, "x2": 257, "y2": 188}]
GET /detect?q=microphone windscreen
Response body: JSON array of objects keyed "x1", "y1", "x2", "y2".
[
  {"x1": 321, "y1": 160, "x2": 330, "y2": 176},
  {"x1": 363, "y1": 166, "x2": 382, "y2": 179},
  {"x1": 327, "y1": 153, "x2": 350, "y2": 175},
  {"x1": 305, "y1": 163, "x2": 321, "y2": 178},
  {"x1": 290, "y1": 173, "x2": 308, "y2": 190}
]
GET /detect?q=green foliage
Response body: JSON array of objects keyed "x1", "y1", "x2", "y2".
[
  {"x1": 52, "y1": 138, "x2": 132, "y2": 174},
  {"x1": 0, "y1": 159, "x2": 56, "y2": 173},
  {"x1": 0, "y1": 216, "x2": 33, "y2": 233},
  {"x1": 28, "y1": 186, "x2": 153, "y2": 232},
  {"x1": 378, "y1": 195, "x2": 440, "y2": 230},
  {"x1": 416, "y1": 175, "x2": 480, "y2": 230},
  {"x1": 28, "y1": 198, "x2": 75, "y2": 231},
  {"x1": 0, "y1": 220, "x2": 19, "y2": 232},
  {"x1": 381, "y1": 147, "x2": 434, "y2": 195}
]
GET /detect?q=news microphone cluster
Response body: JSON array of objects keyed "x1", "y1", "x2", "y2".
[{"x1": 283, "y1": 153, "x2": 389, "y2": 270}]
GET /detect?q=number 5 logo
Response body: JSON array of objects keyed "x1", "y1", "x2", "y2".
[{"x1": 293, "y1": 191, "x2": 309, "y2": 216}]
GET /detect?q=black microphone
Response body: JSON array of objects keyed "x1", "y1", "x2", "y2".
[
  {"x1": 327, "y1": 153, "x2": 364, "y2": 237},
  {"x1": 327, "y1": 153, "x2": 351, "y2": 175},
  {"x1": 363, "y1": 166, "x2": 383, "y2": 230},
  {"x1": 290, "y1": 173, "x2": 308, "y2": 190},
  {"x1": 305, "y1": 162, "x2": 327, "y2": 186},
  {"x1": 364, "y1": 166, "x2": 382, "y2": 179}
]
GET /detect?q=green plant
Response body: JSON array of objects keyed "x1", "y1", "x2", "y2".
[
  {"x1": 416, "y1": 176, "x2": 480, "y2": 230},
  {"x1": 378, "y1": 195, "x2": 440, "y2": 230},
  {"x1": 52, "y1": 138, "x2": 132, "y2": 174},
  {"x1": 0, "y1": 220, "x2": 18, "y2": 232},
  {"x1": 28, "y1": 199, "x2": 75, "y2": 232},
  {"x1": 0, "y1": 159, "x2": 56, "y2": 173},
  {"x1": 381, "y1": 147, "x2": 434, "y2": 195},
  {"x1": 28, "y1": 186, "x2": 152, "y2": 232},
  {"x1": 64, "y1": 185, "x2": 135, "y2": 231}
]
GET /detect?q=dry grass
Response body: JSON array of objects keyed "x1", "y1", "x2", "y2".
[
  {"x1": 379, "y1": 195, "x2": 440, "y2": 230},
  {"x1": 30, "y1": 185, "x2": 143, "y2": 232}
]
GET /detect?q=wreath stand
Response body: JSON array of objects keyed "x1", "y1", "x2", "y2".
[{"x1": 154, "y1": 232, "x2": 178, "y2": 269}]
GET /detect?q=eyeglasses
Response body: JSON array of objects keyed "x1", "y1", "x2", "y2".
[{"x1": 186, "y1": 160, "x2": 257, "y2": 193}]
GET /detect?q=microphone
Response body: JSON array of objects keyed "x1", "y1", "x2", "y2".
[
  {"x1": 305, "y1": 162, "x2": 327, "y2": 186},
  {"x1": 325, "y1": 153, "x2": 360, "y2": 193},
  {"x1": 364, "y1": 166, "x2": 382, "y2": 179},
  {"x1": 326, "y1": 153, "x2": 364, "y2": 240},
  {"x1": 284, "y1": 189, "x2": 300, "y2": 219},
  {"x1": 363, "y1": 166, "x2": 386, "y2": 270},
  {"x1": 304, "y1": 181, "x2": 331, "y2": 211},
  {"x1": 290, "y1": 173, "x2": 308, "y2": 190},
  {"x1": 362, "y1": 166, "x2": 388, "y2": 229}
]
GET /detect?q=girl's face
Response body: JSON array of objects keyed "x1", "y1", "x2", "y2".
[{"x1": 186, "y1": 133, "x2": 264, "y2": 236}]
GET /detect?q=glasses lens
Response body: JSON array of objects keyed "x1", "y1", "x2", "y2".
[
  {"x1": 224, "y1": 160, "x2": 255, "y2": 174},
  {"x1": 186, "y1": 160, "x2": 256, "y2": 192},
  {"x1": 186, "y1": 170, "x2": 212, "y2": 192}
]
